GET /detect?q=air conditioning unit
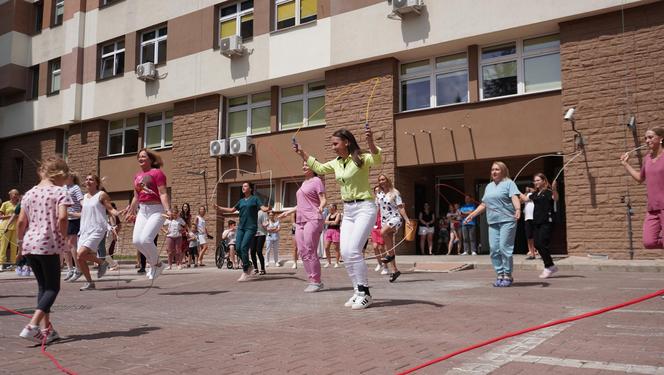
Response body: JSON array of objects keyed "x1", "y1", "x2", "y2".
[
  {"x1": 229, "y1": 136, "x2": 253, "y2": 156},
  {"x1": 391, "y1": 0, "x2": 424, "y2": 17},
  {"x1": 136, "y1": 62, "x2": 157, "y2": 81},
  {"x1": 209, "y1": 139, "x2": 228, "y2": 157},
  {"x1": 220, "y1": 35, "x2": 246, "y2": 58}
]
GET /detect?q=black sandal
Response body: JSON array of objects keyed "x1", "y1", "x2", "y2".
[{"x1": 389, "y1": 271, "x2": 401, "y2": 283}]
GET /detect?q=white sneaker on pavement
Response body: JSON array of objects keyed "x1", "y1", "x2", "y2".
[
  {"x1": 304, "y1": 283, "x2": 324, "y2": 293},
  {"x1": 351, "y1": 292, "x2": 372, "y2": 310}
]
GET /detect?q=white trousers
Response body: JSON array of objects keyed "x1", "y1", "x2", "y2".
[
  {"x1": 340, "y1": 200, "x2": 377, "y2": 288},
  {"x1": 132, "y1": 204, "x2": 165, "y2": 266},
  {"x1": 265, "y1": 236, "x2": 280, "y2": 263}
]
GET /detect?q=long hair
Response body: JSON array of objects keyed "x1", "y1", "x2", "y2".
[
  {"x1": 332, "y1": 129, "x2": 364, "y2": 168},
  {"x1": 137, "y1": 148, "x2": 163, "y2": 169},
  {"x1": 39, "y1": 156, "x2": 69, "y2": 181},
  {"x1": 533, "y1": 172, "x2": 550, "y2": 191},
  {"x1": 180, "y1": 202, "x2": 191, "y2": 224},
  {"x1": 491, "y1": 161, "x2": 511, "y2": 180},
  {"x1": 86, "y1": 173, "x2": 102, "y2": 191},
  {"x1": 378, "y1": 174, "x2": 400, "y2": 202},
  {"x1": 239, "y1": 182, "x2": 255, "y2": 199}
]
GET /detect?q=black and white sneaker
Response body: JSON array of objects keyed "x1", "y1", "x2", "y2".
[
  {"x1": 344, "y1": 293, "x2": 359, "y2": 307},
  {"x1": 351, "y1": 292, "x2": 372, "y2": 310}
]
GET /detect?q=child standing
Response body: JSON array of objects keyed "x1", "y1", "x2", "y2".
[
  {"x1": 163, "y1": 208, "x2": 186, "y2": 270},
  {"x1": 264, "y1": 213, "x2": 280, "y2": 268},
  {"x1": 16, "y1": 156, "x2": 72, "y2": 344},
  {"x1": 222, "y1": 220, "x2": 238, "y2": 269},
  {"x1": 187, "y1": 223, "x2": 199, "y2": 268}
]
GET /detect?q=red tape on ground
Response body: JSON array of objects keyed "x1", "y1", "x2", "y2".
[
  {"x1": 0, "y1": 305, "x2": 78, "y2": 375},
  {"x1": 397, "y1": 289, "x2": 664, "y2": 375}
]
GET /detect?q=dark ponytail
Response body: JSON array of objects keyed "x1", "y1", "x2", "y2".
[{"x1": 332, "y1": 129, "x2": 364, "y2": 168}]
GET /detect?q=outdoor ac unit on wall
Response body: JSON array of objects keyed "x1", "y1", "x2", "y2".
[
  {"x1": 136, "y1": 62, "x2": 157, "y2": 81},
  {"x1": 229, "y1": 136, "x2": 253, "y2": 156},
  {"x1": 220, "y1": 35, "x2": 246, "y2": 58},
  {"x1": 391, "y1": 0, "x2": 424, "y2": 17},
  {"x1": 209, "y1": 139, "x2": 228, "y2": 157}
]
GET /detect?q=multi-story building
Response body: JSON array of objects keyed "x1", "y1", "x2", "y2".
[{"x1": 1, "y1": 0, "x2": 662, "y2": 259}]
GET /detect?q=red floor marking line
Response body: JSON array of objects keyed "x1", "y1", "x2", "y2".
[
  {"x1": 397, "y1": 289, "x2": 664, "y2": 375},
  {"x1": 0, "y1": 305, "x2": 78, "y2": 375}
]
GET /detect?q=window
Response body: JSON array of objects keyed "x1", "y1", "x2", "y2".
[
  {"x1": 480, "y1": 34, "x2": 560, "y2": 100},
  {"x1": 99, "y1": 40, "x2": 125, "y2": 79},
  {"x1": 281, "y1": 180, "x2": 302, "y2": 208},
  {"x1": 48, "y1": 58, "x2": 61, "y2": 95},
  {"x1": 53, "y1": 0, "x2": 64, "y2": 26},
  {"x1": 219, "y1": 1, "x2": 253, "y2": 41},
  {"x1": 399, "y1": 52, "x2": 468, "y2": 111},
  {"x1": 140, "y1": 26, "x2": 167, "y2": 65},
  {"x1": 275, "y1": 0, "x2": 317, "y2": 30},
  {"x1": 280, "y1": 81, "x2": 325, "y2": 130},
  {"x1": 108, "y1": 118, "x2": 139, "y2": 155},
  {"x1": 14, "y1": 158, "x2": 24, "y2": 184},
  {"x1": 227, "y1": 91, "x2": 271, "y2": 138},
  {"x1": 144, "y1": 111, "x2": 173, "y2": 149},
  {"x1": 62, "y1": 130, "x2": 69, "y2": 161},
  {"x1": 101, "y1": 0, "x2": 123, "y2": 7},
  {"x1": 34, "y1": 1, "x2": 43, "y2": 33},
  {"x1": 227, "y1": 182, "x2": 274, "y2": 207},
  {"x1": 29, "y1": 65, "x2": 40, "y2": 100}
]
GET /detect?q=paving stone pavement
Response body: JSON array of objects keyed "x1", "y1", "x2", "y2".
[{"x1": 0, "y1": 262, "x2": 663, "y2": 375}]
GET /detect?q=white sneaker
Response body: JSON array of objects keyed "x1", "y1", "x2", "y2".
[
  {"x1": 472, "y1": 252, "x2": 478, "y2": 256},
  {"x1": 43, "y1": 328, "x2": 60, "y2": 344},
  {"x1": 304, "y1": 283, "x2": 324, "y2": 293},
  {"x1": 238, "y1": 272, "x2": 251, "y2": 282},
  {"x1": 344, "y1": 293, "x2": 359, "y2": 307},
  {"x1": 351, "y1": 292, "x2": 372, "y2": 310},
  {"x1": 334, "y1": 263, "x2": 340, "y2": 268},
  {"x1": 19, "y1": 325, "x2": 45, "y2": 344},
  {"x1": 274, "y1": 261, "x2": 281, "y2": 267},
  {"x1": 374, "y1": 264, "x2": 382, "y2": 272},
  {"x1": 79, "y1": 282, "x2": 95, "y2": 291},
  {"x1": 292, "y1": 262, "x2": 297, "y2": 269},
  {"x1": 539, "y1": 265, "x2": 558, "y2": 279},
  {"x1": 380, "y1": 267, "x2": 389, "y2": 275},
  {"x1": 323, "y1": 263, "x2": 330, "y2": 268},
  {"x1": 105, "y1": 255, "x2": 119, "y2": 269},
  {"x1": 165, "y1": 265, "x2": 172, "y2": 270},
  {"x1": 150, "y1": 263, "x2": 165, "y2": 281}
]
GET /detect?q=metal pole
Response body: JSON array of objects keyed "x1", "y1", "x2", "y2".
[{"x1": 624, "y1": 195, "x2": 635, "y2": 260}]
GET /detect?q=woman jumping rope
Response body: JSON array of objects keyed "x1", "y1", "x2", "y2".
[{"x1": 294, "y1": 126, "x2": 381, "y2": 310}]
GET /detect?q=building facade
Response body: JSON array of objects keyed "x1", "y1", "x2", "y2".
[{"x1": 1, "y1": 0, "x2": 662, "y2": 259}]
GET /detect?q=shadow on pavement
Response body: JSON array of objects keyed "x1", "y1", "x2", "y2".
[
  {"x1": 0, "y1": 295, "x2": 35, "y2": 299},
  {"x1": 392, "y1": 279, "x2": 435, "y2": 283},
  {"x1": 98, "y1": 285, "x2": 162, "y2": 291},
  {"x1": 511, "y1": 281, "x2": 550, "y2": 287},
  {"x1": 55, "y1": 326, "x2": 161, "y2": 343},
  {"x1": 254, "y1": 276, "x2": 306, "y2": 281},
  {"x1": 158, "y1": 290, "x2": 228, "y2": 296},
  {"x1": 371, "y1": 299, "x2": 444, "y2": 308},
  {"x1": 320, "y1": 287, "x2": 354, "y2": 292},
  {"x1": 550, "y1": 275, "x2": 586, "y2": 279}
]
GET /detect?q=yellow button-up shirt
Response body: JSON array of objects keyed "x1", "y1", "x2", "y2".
[
  {"x1": 307, "y1": 147, "x2": 382, "y2": 201},
  {"x1": 0, "y1": 201, "x2": 17, "y2": 231}
]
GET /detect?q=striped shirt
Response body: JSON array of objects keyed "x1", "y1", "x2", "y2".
[{"x1": 66, "y1": 184, "x2": 84, "y2": 220}]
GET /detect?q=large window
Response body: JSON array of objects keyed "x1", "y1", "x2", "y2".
[
  {"x1": 400, "y1": 52, "x2": 468, "y2": 111},
  {"x1": 99, "y1": 40, "x2": 125, "y2": 79},
  {"x1": 144, "y1": 111, "x2": 173, "y2": 149},
  {"x1": 480, "y1": 34, "x2": 560, "y2": 100},
  {"x1": 29, "y1": 65, "x2": 39, "y2": 100},
  {"x1": 48, "y1": 58, "x2": 61, "y2": 95},
  {"x1": 108, "y1": 118, "x2": 139, "y2": 155},
  {"x1": 219, "y1": 1, "x2": 253, "y2": 41},
  {"x1": 280, "y1": 81, "x2": 325, "y2": 130},
  {"x1": 228, "y1": 183, "x2": 274, "y2": 207},
  {"x1": 140, "y1": 26, "x2": 167, "y2": 65},
  {"x1": 34, "y1": 1, "x2": 43, "y2": 33},
  {"x1": 281, "y1": 180, "x2": 302, "y2": 209},
  {"x1": 53, "y1": 0, "x2": 64, "y2": 26},
  {"x1": 227, "y1": 91, "x2": 271, "y2": 138},
  {"x1": 275, "y1": 0, "x2": 317, "y2": 30}
]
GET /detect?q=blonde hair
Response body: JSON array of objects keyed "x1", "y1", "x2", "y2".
[
  {"x1": 491, "y1": 161, "x2": 510, "y2": 180},
  {"x1": 137, "y1": 148, "x2": 163, "y2": 169},
  {"x1": 378, "y1": 174, "x2": 400, "y2": 202},
  {"x1": 8, "y1": 189, "x2": 19, "y2": 197},
  {"x1": 39, "y1": 156, "x2": 69, "y2": 181}
]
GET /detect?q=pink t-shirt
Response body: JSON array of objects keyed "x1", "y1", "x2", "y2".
[
  {"x1": 295, "y1": 176, "x2": 325, "y2": 224},
  {"x1": 134, "y1": 168, "x2": 167, "y2": 204},
  {"x1": 21, "y1": 185, "x2": 72, "y2": 256},
  {"x1": 640, "y1": 154, "x2": 664, "y2": 211}
]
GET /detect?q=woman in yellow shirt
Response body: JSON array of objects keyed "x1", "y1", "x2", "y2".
[
  {"x1": 0, "y1": 189, "x2": 20, "y2": 270},
  {"x1": 295, "y1": 126, "x2": 381, "y2": 310}
]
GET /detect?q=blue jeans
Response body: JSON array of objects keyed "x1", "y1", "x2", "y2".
[{"x1": 488, "y1": 221, "x2": 516, "y2": 276}]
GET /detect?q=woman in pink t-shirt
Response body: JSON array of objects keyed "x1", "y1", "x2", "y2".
[
  {"x1": 123, "y1": 149, "x2": 172, "y2": 281},
  {"x1": 16, "y1": 156, "x2": 72, "y2": 344},
  {"x1": 621, "y1": 126, "x2": 664, "y2": 249},
  {"x1": 280, "y1": 161, "x2": 327, "y2": 292}
]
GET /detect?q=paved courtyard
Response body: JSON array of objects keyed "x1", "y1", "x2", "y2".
[{"x1": 1, "y1": 261, "x2": 663, "y2": 375}]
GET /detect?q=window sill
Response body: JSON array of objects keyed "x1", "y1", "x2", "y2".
[
  {"x1": 278, "y1": 122, "x2": 326, "y2": 133},
  {"x1": 146, "y1": 145, "x2": 173, "y2": 151},
  {"x1": 270, "y1": 19, "x2": 317, "y2": 36},
  {"x1": 50, "y1": 22, "x2": 63, "y2": 29},
  {"x1": 479, "y1": 87, "x2": 561, "y2": 103},
  {"x1": 101, "y1": 151, "x2": 138, "y2": 160},
  {"x1": 99, "y1": 0, "x2": 125, "y2": 9},
  {"x1": 46, "y1": 91, "x2": 60, "y2": 97},
  {"x1": 96, "y1": 73, "x2": 124, "y2": 83},
  {"x1": 399, "y1": 101, "x2": 469, "y2": 114}
]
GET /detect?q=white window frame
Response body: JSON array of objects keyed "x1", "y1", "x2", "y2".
[
  {"x1": 49, "y1": 59, "x2": 61, "y2": 94},
  {"x1": 399, "y1": 52, "x2": 469, "y2": 112},
  {"x1": 53, "y1": 0, "x2": 64, "y2": 25},
  {"x1": 140, "y1": 26, "x2": 168, "y2": 65},
  {"x1": 219, "y1": 1, "x2": 254, "y2": 41},
  {"x1": 479, "y1": 33, "x2": 560, "y2": 101},
  {"x1": 107, "y1": 118, "x2": 139, "y2": 156},
  {"x1": 99, "y1": 40, "x2": 125, "y2": 79},
  {"x1": 274, "y1": 0, "x2": 317, "y2": 31},
  {"x1": 144, "y1": 111, "x2": 173, "y2": 150},
  {"x1": 278, "y1": 80, "x2": 325, "y2": 130},
  {"x1": 281, "y1": 179, "x2": 303, "y2": 210},
  {"x1": 226, "y1": 92, "x2": 271, "y2": 138}
]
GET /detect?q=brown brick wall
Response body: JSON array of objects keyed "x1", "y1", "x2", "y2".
[
  {"x1": 67, "y1": 120, "x2": 105, "y2": 178},
  {"x1": 560, "y1": 1, "x2": 664, "y2": 259},
  {"x1": 171, "y1": 94, "x2": 220, "y2": 240},
  {"x1": 0, "y1": 129, "x2": 62, "y2": 196}
]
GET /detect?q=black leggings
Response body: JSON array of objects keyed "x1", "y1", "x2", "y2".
[
  {"x1": 533, "y1": 222, "x2": 554, "y2": 268},
  {"x1": 26, "y1": 255, "x2": 61, "y2": 313},
  {"x1": 250, "y1": 235, "x2": 266, "y2": 271}
]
